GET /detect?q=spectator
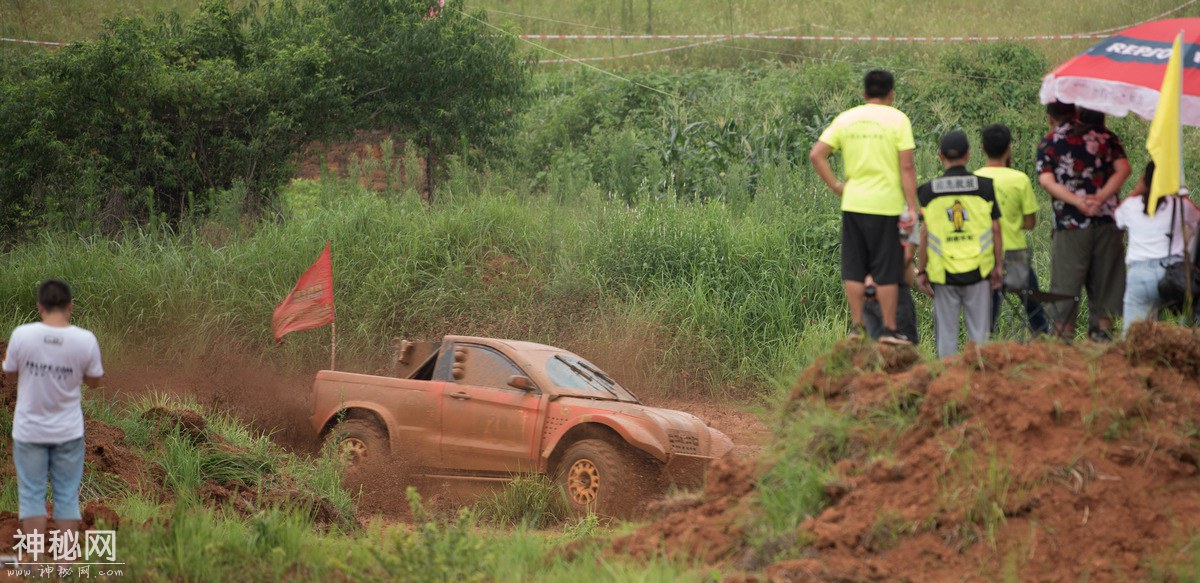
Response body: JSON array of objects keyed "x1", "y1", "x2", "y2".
[
  {"x1": 1036, "y1": 104, "x2": 1131, "y2": 341},
  {"x1": 862, "y1": 210, "x2": 920, "y2": 343},
  {"x1": 975, "y1": 124, "x2": 1049, "y2": 334},
  {"x1": 810, "y1": 70, "x2": 919, "y2": 345},
  {"x1": 1114, "y1": 162, "x2": 1200, "y2": 325},
  {"x1": 2, "y1": 280, "x2": 104, "y2": 539},
  {"x1": 915, "y1": 131, "x2": 1003, "y2": 359}
]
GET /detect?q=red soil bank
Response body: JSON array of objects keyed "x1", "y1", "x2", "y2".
[{"x1": 618, "y1": 322, "x2": 1200, "y2": 581}]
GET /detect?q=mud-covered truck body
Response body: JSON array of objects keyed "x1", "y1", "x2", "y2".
[{"x1": 309, "y1": 335, "x2": 733, "y2": 515}]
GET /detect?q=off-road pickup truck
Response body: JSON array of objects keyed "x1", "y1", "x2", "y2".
[{"x1": 310, "y1": 335, "x2": 733, "y2": 517}]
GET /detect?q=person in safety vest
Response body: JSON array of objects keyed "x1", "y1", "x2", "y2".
[{"x1": 916, "y1": 131, "x2": 1004, "y2": 359}]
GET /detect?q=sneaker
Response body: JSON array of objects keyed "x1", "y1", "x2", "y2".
[
  {"x1": 878, "y1": 329, "x2": 913, "y2": 346},
  {"x1": 846, "y1": 323, "x2": 867, "y2": 340},
  {"x1": 1088, "y1": 328, "x2": 1113, "y2": 343}
]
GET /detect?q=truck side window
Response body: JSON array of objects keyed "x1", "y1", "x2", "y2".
[{"x1": 453, "y1": 345, "x2": 527, "y2": 391}]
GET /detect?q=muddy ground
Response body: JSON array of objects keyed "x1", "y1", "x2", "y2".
[{"x1": 617, "y1": 322, "x2": 1200, "y2": 582}]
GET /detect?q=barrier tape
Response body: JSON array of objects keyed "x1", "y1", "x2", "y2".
[
  {"x1": 0, "y1": 36, "x2": 65, "y2": 47},
  {"x1": 522, "y1": 32, "x2": 1111, "y2": 42},
  {"x1": 538, "y1": 26, "x2": 797, "y2": 64},
  {"x1": 0, "y1": 31, "x2": 1112, "y2": 47},
  {"x1": 4, "y1": 0, "x2": 1194, "y2": 49}
]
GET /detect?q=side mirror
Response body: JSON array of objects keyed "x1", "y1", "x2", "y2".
[
  {"x1": 507, "y1": 375, "x2": 536, "y2": 391},
  {"x1": 396, "y1": 339, "x2": 415, "y2": 365},
  {"x1": 452, "y1": 348, "x2": 468, "y2": 380}
]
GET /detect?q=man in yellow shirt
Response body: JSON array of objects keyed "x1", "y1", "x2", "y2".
[
  {"x1": 974, "y1": 124, "x2": 1049, "y2": 334},
  {"x1": 810, "y1": 70, "x2": 919, "y2": 345}
]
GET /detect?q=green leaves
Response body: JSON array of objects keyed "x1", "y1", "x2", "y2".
[{"x1": 0, "y1": 0, "x2": 530, "y2": 237}]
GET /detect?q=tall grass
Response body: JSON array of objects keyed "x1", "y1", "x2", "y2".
[
  {"x1": 476, "y1": 474, "x2": 571, "y2": 529},
  {"x1": 0, "y1": 45, "x2": 1182, "y2": 398},
  {"x1": 0, "y1": 175, "x2": 851, "y2": 395}
]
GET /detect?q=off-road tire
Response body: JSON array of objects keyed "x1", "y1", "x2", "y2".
[
  {"x1": 328, "y1": 418, "x2": 389, "y2": 468},
  {"x1": 556, "y1": 439, "x2": 659, "y2": 519}
]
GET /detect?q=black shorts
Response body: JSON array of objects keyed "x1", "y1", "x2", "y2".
[{"x1": 841, "y1": 211, "x2": 903, "y2": 285}]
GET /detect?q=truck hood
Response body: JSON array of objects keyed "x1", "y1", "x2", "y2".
[{"x1": 553, "y1": 397, "x2": 734, "y2": 459}]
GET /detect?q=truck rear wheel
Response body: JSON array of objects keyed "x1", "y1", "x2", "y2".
[
  {"x1": 329, "y1": 418, "x2": 389, "y2": 467},
  {"x1": 557, "y1": 439, "x2": 657, "y2": 519}
]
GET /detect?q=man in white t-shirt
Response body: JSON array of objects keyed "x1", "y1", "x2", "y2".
[
  {"x1": 2, "y1": 280, "x2": 104, "y2": 538},
  {"x1": 1114, "y1": 162, "x2": 1200, "y2": 324}
]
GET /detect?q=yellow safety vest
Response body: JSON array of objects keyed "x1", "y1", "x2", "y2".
[{"x1": 921, "y1": 172, "x2": 996, "y2": 285}]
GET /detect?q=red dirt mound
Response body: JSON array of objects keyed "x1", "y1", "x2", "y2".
[
  {"x1": 612, "y1": 456, "x2": 760, "y2": 565},
  {"x1": 782, "y1": 332, "x2": 1200, "y2": 581},
  {"x1": 0, "y1": 502, "x2": 121, "y2": 553},
  {"x1": 621, "y1": 324, "x2": 1200, "y2": 581},
  {"x1": 141, "y1": 406, "x2": 216, "y2": 445},
  {"x1": 790, "y1": 338, "x2": 922, "y2": 402},
  {"x1": 84, "y1": 418, "x2": 148, "y2": 492}
]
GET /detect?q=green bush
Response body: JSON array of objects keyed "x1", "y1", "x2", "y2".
[
  {"x1": 0, "y1": 2, "x2": 345, "y2": 237},
  {"x1": 477, "y1": 474, "x2": 571, "y2": 529},
  {"x1": 0, "y1": 0, "x2": 530, "y2": 238},
  {"x1": 367, "y1": 487, "x2": 492, "y2": 583}
]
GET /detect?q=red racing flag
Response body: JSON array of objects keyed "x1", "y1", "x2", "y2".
[{"x1": 272, "y1": 241, "x2": 335, "y2": 343}]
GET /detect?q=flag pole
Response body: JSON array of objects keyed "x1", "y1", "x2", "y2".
[
  {"x1": 330, "y1": 320, "x2": 338, "y2": 371},
  {"x1": 1175, "y1": 31, "x2": 1192, "y2": 319},
  {"x1": 330, "y1": 240, "x2": 337, "y2": 370}
]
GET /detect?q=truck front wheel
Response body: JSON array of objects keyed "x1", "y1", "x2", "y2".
[
  {"x1": 329, "y1": 418, "x2": 389, "y2": 467},
  {"x1": 557, "y1": 439, "x2": 657, "y2": 519}
]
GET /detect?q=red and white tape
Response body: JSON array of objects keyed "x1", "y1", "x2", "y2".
[
  {"x1": 537, "y1": 27, "x2": 794, "y2": 64},
  {"x1": 0, "y1": 36, "x2": 65, "y2": 47},
  {"x1": 523, "y1": 32, "x2": 1111, "y2": 42},
  {"x1": 4, "y1": 0, "x2": 1194, "y2": 49}
]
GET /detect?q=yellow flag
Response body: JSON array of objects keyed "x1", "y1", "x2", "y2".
[{"x1": 1146, "y1": 32, "x2": 1184, "y2": 216}]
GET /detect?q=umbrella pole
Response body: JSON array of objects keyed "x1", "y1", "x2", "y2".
[{"x1": 1181, "y1": 189, "x2": 1194, "y2": 324}]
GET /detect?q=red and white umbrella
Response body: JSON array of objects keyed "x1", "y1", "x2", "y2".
[{"x1": 1040, "y1": 18, "x2": 1200, "y2": 126}]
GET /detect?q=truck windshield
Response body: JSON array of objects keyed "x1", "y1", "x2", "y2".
[{"x1": 546, "y1": 355, "x2": 638, "y2": 402}]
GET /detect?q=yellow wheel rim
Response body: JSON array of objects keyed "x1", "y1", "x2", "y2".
[
  {"x1": 338, "y1": 436, "x2": 368, "y2": 465},
  {"x1": 567, "y1": 458, "x2": 601, "y2": 505}
]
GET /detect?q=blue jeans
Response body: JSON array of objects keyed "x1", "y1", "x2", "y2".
[
  {"x1": 13, "y1": 438, "x2": 84, "y2": 520},
  {"x1": 1124, "y1": 258, "x2": 1169, "y2": 325}
]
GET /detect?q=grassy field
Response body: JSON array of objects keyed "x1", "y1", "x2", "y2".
[
  {"x1": 3, "y1": 0, "x2": 1195, "y2": 66},
  {"x1": 485, "y1": 0, "x2": 1195, "y2": 66}
]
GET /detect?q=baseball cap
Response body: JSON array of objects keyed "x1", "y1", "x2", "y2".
[{"x1": 939, "y1": 130, "x2": 969, "y2": 159}]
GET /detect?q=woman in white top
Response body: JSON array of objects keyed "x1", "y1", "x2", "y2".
[{"x1": 1114, "y1": 162, "x2": 1200, "y2": 324}]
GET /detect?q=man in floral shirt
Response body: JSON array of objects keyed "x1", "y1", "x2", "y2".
[{"x1": 1036, "y1": 103, "x2": 1132, "y2": 341}]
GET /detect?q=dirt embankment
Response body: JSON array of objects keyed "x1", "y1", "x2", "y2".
[
  {"x1": 616, "y1": 322, "x2": 1200, "y2": 582},
  {"x1": 295, "y1": 129, "x2": 418, "y2": 193}
]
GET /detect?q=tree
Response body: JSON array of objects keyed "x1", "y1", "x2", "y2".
[
  {"x1": 320, "y1": 0, "x2": 530, "y2": 199},
  {"x1": 0, "y1": 1, "x2": 347, "y2": 237},
  {"x1": 0, "y1": 0, "x2": 529, "y2": 240}
]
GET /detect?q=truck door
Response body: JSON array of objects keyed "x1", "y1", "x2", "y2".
[{"x1": 437, "y1": 343, "x2": 542, "y2": 473}]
